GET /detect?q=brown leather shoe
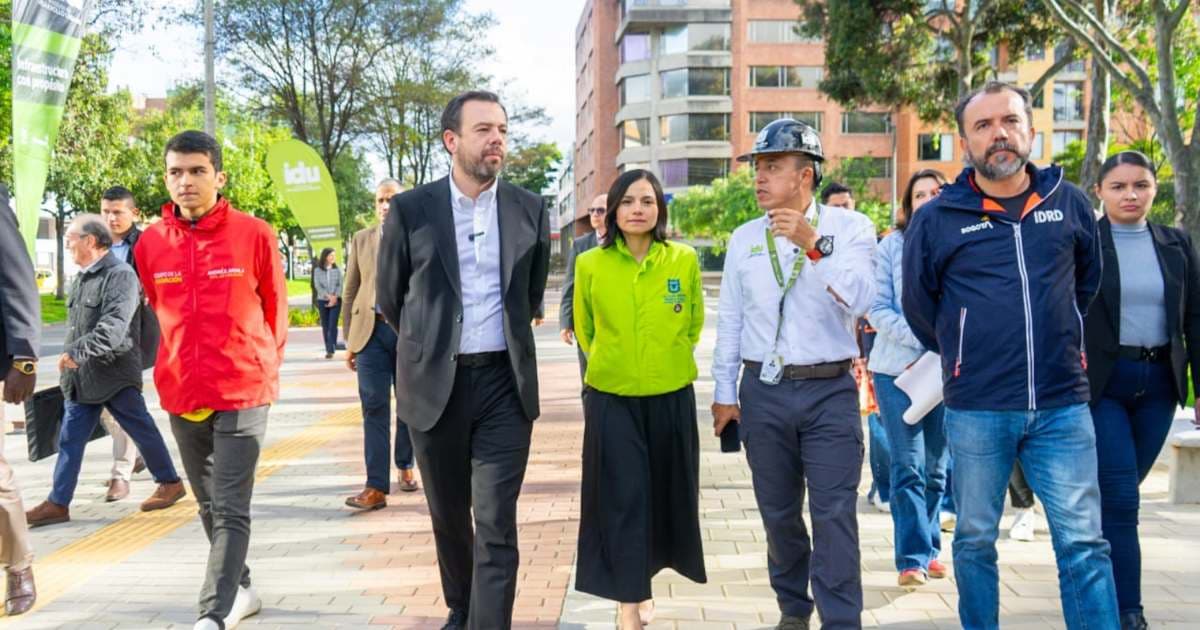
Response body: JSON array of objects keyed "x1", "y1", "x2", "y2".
[
  {"x1": 140, "y1": 481, "x2": 186, "y2": 511},
  {"x1": 132, "y1": 455, "x2": 146, "y2": 474},
  {"x1": 345, "y1": 487, "x2": 387, "y2": 510},
  {"x1": 5, "y1": 567, "x2": 35, "y2": 615},
  {"x1": 398, "y1": 468, "x2": 419, "y2": 493},
  {"x1": 105, "y1": 478, "x2": 130, "y2": 502},
  {"x1": 25, "y1": 501, "x2": 69, "y2": 528}
]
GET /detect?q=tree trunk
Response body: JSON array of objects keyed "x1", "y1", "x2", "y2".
[
  {"x1": 1078, "y1": 0, "x2": 1112, "y2": 204},
  {"x1": 54, "y1": 200, "x2": 66, "y2": 301},
  {"x1": 1175, "y1": 150, "x2": 1200, "y2": 235}
]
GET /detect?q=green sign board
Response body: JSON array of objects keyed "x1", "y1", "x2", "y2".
[
  {"x1": 11, "y1": 0, "x2": 93, "y2": 255},
  {"x1": 265, "y1": 140, "x2": 341, "y2": 257}
]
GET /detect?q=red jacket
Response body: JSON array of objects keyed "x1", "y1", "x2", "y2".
[{"x1": 134, "y1": 197, "x2": 287, "y2": 415}]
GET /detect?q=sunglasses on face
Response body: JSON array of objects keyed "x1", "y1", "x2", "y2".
[{"x1": 589, "y1": 207, "x2": 606, "y2": 216}]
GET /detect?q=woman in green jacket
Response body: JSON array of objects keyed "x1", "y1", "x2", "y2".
[{"x1": 573, "y1": 169, "x2": 706, "y2": 629}]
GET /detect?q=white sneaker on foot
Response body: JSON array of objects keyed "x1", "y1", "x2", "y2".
[
  {"x1": 192, "y1": 618, "x2": 220, "y2": 630},
  {"x1": 869, "y1": 494, "x2": 891, "y2": 513},
  {"x1": 1009, "y1": 508, "x2": 1036, "y2": 542},
  {"x1": 223, "y1": 585, "x2": 262, "y2": 629},
  {"x1": 940, "y1": 511, "x2": 956, "y2": 532}
]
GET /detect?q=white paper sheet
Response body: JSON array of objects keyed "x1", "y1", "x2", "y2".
[{"x1": 893, "y1": 352, "x2": 944, "y2": 425}]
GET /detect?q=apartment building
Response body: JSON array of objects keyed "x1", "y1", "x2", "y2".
[{"x1": 574, "y1": 0, "x2": 1101, "y2": 235}]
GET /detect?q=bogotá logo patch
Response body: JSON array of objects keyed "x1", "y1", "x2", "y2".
[{"x1": 667, "y1": 278, "x2": 681, "y2": 293}]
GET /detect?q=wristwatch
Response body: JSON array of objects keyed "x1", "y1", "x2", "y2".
[
  {"x1": 807, "y1": 235, "x2": 835, "y2": 261},
  {"x1": 11, "y1": 360, "x2": 36, "y2": 376}
]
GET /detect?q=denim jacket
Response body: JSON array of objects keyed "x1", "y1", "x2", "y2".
[{"x1": 867, "y1": 230, "x2": 925, "y2": 376}]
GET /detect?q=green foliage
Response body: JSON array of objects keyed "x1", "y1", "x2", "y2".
[
  {"x1": 798, "y1": 0, "x2": 1062, "y2": 123},
  {"x1": 286, "y1": 279, "x2": 312, "y2": 298},
  {"x1": 1053, "y1": 138, "x2": 1176, "y2": 226},
  {"x1": 288, "y1": 307, "x2": 321, "y2": 328},
  {"x1": 668, "y1": 169, "x2": 760, "y2": 251},
  {"x1": 330, "y1": 150, "x2": 376, "y2": 235},
  {"x1": 41, "y1": 294, "x2": 67, "y2": 325},
  {"x1": 504, "y1": 143, "x2": 562, "y2": 195},
  {"x1": 0, "y1": 0, "x2": 12, "y2": 186},
  {"x1": 825, "y1": 158, "x2": 895, "y2": 234}
]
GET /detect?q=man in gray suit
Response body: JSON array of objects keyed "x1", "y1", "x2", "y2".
[
  {"x1": 0, "y1": 184, "x2": 39, "y2": 615},
  {"x1": 559, "y1": 193, "x2": 607, "y2": 382},
  {"x1": 377, "y1": 90, "x2": 550, "y2": 630}
]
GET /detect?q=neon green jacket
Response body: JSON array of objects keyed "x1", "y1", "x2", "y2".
[{"x1": 574, "y1": 238, "x2": 704, "y2": 396}]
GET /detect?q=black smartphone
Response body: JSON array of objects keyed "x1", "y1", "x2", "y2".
[{"x1": 720, "y1": 421, "x2": 741, "y2": 453}]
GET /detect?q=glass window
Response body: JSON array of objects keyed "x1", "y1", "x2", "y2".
[
  {"x1": 1030, "y1": 132, "x2": 1045, "y2": 160},
  {"x1": 750, "y1": 111, "x2": 823, "y2": 133},
  {"x1": 661, "y1": 68, "x2": 729, "y2": 97},
  {"x1": 621, "y1": 33, "x2": 651, "y2": 63},
  {"x1": 1055, "y1": 41, "x2": 1086, "y2": 73},
  {"x1": 660, "y1": 159, "x2": 730, "y2": 187},
  {"x1": 620, "y1": 74, "x2": 651, "y2": 105},
  {"x1": 841, "y1": 111, "x2": 891, "y2": 134},
  {"x1": 1052, "y1": 130, "x2": 1082, "y2": 156},
  {"x1": 1026, "y1": 45, "x2": 1045, "y2": 61},
  {"x1": 660, "y1": 26, "x2": 687, "y2": 55},
  {"x1": 660, "y1": 159, "x2": 688, "y2": 188},
  {"x1": 750, "y1": 66, "x2": 782, "y2": 88},
  {"x1": 748, "y1": 20, "x2": 812, "y2": 44},
  {"x1": 918, "y1": 133, "x2": 954, "y2": 161},
  {"x1": 660, "y1": 114, "x2": 729, "y2": 143},
  {"x1": 690, "y1": 23, "x2": 730, "y2": 51},
  {"x1": 621, "y1": 119, "x2": 650, "y2": 148},
  {"x1": 1053, "y1": 81, "x2": 1084, "y2": 122},
  {"x1": 786, "y1": 66, "x2": 823, "y2": 89}
]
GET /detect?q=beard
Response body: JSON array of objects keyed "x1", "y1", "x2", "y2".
[
  {"x1": 459, "y1": 146, "x2": 504, "y2": 183},
  {"x1": 967, "y1": 140, "x2": 1030, "y2": 181}
]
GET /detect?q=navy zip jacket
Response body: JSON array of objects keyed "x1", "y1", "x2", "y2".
[{"x1": 902, "y1": 164, "x2": 1101, "y2": 411}]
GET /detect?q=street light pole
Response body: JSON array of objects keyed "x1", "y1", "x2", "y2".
[{"x1": 204, "y1": 0, "x2": 216, "y2": 135}]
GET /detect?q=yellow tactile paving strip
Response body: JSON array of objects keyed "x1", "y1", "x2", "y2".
[{"x1": 19, "y1": 405, "x2": 360, "y2": 616}]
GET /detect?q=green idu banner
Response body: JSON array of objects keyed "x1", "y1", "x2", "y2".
[
  {"x1": 265, "y1": 139, "x2": 341, "y2": 257},
  {"x1": 11, "y1": 0, "x2": 93, "y2": 255}
]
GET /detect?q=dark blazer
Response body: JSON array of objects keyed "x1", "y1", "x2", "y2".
[
  {"x1": 1085, "y1": 216, "x2": 1200, "y2": 406},
  {"x1": 119, "y1": 225, "x2": 160, "y2": 367},
  {"x1": 376, "y1": 176, "x2": 551, "y2": 430},
  {"x1": 559, "y1": 230, "x2": 600, "y2": 332},
  {"x1": 0, "y1": 185, "x2": 41, "y2": 370}
]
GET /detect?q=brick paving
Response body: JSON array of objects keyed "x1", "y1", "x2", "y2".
[{"x1": 0, "y1": 294, "x2": 1197, "y2": 629}]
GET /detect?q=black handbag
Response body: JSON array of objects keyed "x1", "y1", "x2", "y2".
[{"x1": 23, "y1": 386, "x2": 108, "y2": 462}]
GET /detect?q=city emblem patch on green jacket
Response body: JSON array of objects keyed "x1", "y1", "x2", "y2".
[
  {"x1": 664, "y1": 277, "x2": 687, "y2": 312},
  {"x1": 667, "y1": 278, "x2": 681, "y2": 293}
]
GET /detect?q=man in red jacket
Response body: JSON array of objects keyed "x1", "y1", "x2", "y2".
[{"x1": 134, "y1": 130, "x2": 287, "y2": 630}]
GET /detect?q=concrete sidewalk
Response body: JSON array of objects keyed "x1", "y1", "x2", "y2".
[{"x1": 0, "y1": 297, "x2": 1197, "y2": 629}]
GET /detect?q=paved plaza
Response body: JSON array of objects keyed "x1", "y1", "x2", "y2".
[{"x1": 1, "y1": 293, "x2": 1198, "y2": 629}]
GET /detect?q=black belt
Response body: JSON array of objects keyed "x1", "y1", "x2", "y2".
[
  {"x1": 743, "y1": 359, "x2": 852, "y2": 380},
  {"x1": 1117, "y1": 345, "x2": 1170, "y2": 362},
  {"x1": 454, "y1": 351, "x2": 507, "y2": 368}
]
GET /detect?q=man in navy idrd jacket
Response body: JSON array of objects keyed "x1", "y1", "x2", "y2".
[{"x1": 902, "y1": 82, "x2": 1118, "y2": 630}]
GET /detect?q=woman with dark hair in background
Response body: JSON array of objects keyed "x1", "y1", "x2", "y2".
[
  {"x1": 867, "y1": 168, "x2": 951, "y2": 587},
  {"x1": 312, "y1": 247, "x2": 343, "y2": 359},
  {"x1": 572, "y1": 169, "x2": 707, "y2": 629},
  {"x1": 1085, "y1": 150, "x2": 1200, "y2": 630}
]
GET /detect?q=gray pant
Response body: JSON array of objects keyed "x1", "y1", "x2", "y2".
[
  {"x1": 170, "y1": 406, "x2": 268, "y2": 621},
  {"x1": 739, "y1": 368, "x2": 864, "y2": 629}
]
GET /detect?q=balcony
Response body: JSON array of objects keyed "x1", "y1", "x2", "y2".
[{"x1": 617, "y1": 0, "x2": 732, "y2": 40}]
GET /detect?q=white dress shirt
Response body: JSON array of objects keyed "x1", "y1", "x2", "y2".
[
  {"x1": 712, "y1": 198, "x2": 877, "y2": 404},
  {"x1": 450, "y1": 171, "x2": 507, "y2": 354}
]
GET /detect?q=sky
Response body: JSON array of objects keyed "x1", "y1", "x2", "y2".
[{"x1": 107, "y1": 1, "x2": 583, "y2": 180}]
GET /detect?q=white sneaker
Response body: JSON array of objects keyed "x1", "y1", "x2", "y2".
[
  {"x1": 1009, "y1": 508, "x2": 1036, "y2": 542},
  {"x1": 192, "y1": 618, "x2": 220, "y2": 630},
  {"x1": 869, "y1": 495, "x2": 891, "y2": 513},
  {"x1": 940, "y1": 511, "x2": 956, "y2": 532},
  {"x1": 223, "y1": 586, "x2": 263, "y2": 629}
]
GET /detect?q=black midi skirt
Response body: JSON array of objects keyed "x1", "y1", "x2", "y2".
[{"x1": 575, "y1": 384, "x2": 707, "y2": 602}]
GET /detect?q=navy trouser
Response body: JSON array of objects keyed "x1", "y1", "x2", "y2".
[
  {"x1": 1091, "y1": 357, "x2": 1177, "y2": 616},
  {"x1": 50, "y1": 387, "x2": 179, "y2": 506},
  {"x1": 317, "y1": 301, "x2": 341, "y2": 355},
  {"x1": 356, "y1": 320, "x2": 415, "y2": 493},
  {"x1": 739, "y1": 366, "x2": 864, "y2": 629}
]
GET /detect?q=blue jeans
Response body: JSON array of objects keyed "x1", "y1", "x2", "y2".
[
  {"x1": 356, "y1": 320, "x2": 414, "y2": 493},
  {"x1": 50, "y1": 387, "x2": 180, "y2": 506},
  {"x1": 942, "y1": 461, "x2": 955, "y2": 514},
  {"x1": 873, "y1": 373, "x2": 949, "y2": 573},
  {"x1": 1091, "y1": 358, "x2": 1178, "y2": 616},
  {"x1": 945, "y1": 403, "x2": 1118, "y2": 630},
  {"x1": 866, "y1": 411, "x2": 890, "y2": 503},
  {"x1": 318, "y1": 301, "x2": 341, "y2": 355}
]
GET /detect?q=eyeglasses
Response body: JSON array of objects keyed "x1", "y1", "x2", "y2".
[{"x1": 588, "y1": 207, "x2": 606, "y2": 216}]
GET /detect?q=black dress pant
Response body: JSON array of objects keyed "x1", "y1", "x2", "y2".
[{"x1": 409, "y1": 360, "x2": 533, "y2": 630}]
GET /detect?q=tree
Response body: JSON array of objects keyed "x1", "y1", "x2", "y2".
[
  {"x1": 798, "y1": 0, "x2": 1066, "y2": 124},
  {"x1": 0, "y1": 0, "x2": 13, "y2": 186},
  {"x1": 1039, "y1": 0, "x2": 1200, "y2": 235},
  {"x1": 504, "y1": 143, "x2": 561, "y2": 195},
  {"x1": 824, "y1": 158, "x2": 896, "y2": 233},
  {"x1": 214, "y1": 0, "x2": 436, "y2": 171},
  {"x1": 667, "y1": 169, "x2": 760, "y2": 250}
]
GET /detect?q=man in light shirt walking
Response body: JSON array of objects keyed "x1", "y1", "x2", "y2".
[{"x1": 711, "y1": 119, "x2": 877, "y2": 630}]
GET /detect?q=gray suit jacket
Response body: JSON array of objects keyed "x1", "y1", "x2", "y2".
[
  {"x1": 0, "y1": 185, "x2": 41, "y2": 371},
  {"x1": 559, "y1": 230, "x2": 600, "y2": 332},
  {"x1": 61, "y1": 252, "x2": 143, "y2": 403},
  {"x1": 377, "y1": 176, "x2": 550, "y2": 430}
]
